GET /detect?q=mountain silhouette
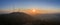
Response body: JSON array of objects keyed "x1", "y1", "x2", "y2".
[
  {"x1": 0, "y1": 12, "x2": 60, "y2": 25},
  {"x1": 0, "y1": 12, "x2": 32, "y2": 25}
]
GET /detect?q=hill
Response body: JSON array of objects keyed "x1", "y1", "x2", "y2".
[{"x1": 0, "y1": 12, "x2": 32, "y2": 25}]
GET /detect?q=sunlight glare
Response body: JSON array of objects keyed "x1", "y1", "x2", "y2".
[{"x1": 32, "y1": 9, "x2": 36, "y2": 12}]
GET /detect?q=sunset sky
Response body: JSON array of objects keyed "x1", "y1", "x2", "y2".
[{"x1": 0, "y1": 0, "x2": 60, "y2": 14}]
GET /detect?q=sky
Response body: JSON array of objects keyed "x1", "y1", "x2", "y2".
[{"x1": 0, "y1": 0, "x2": 60, "y2": 14}]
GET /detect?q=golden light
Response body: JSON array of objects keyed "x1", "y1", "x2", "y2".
[
  {"x1": 31, "y1": 9, "x2": 38, "y2": 15},
  {"x1": 32, "y1": 9, "x2": 36, "y2": 12},
  {"x1": 22, "y1": 8, "x2": 41, "y2": 15}
]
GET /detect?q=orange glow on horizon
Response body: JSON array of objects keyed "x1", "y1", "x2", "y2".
[
  {"x1": 22, "y1": 9, "x2": 60, "y2": 15},
  {"x1": 2, "y1": 8, "x2": 60, "y2": 15},
  {"x1": 23, "y1": 9, "x2": 40, "y2": 15}
]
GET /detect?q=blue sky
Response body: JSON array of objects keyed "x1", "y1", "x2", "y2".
[{"x1": 0, "y1": 0, "x2": 60, "y2": 10}]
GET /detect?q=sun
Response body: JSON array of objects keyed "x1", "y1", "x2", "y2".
[{"x1": 32, "y1": 9, "x2": 36, "y2": 13}]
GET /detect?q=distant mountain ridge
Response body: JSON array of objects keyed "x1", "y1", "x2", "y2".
[{"x1": 0, "y1": 12, "x2": 32, "y2": 25}]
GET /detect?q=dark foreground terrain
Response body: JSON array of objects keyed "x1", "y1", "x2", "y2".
[{"x1": 0, "y1": 12, "x2": 60, "y2": 25}]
